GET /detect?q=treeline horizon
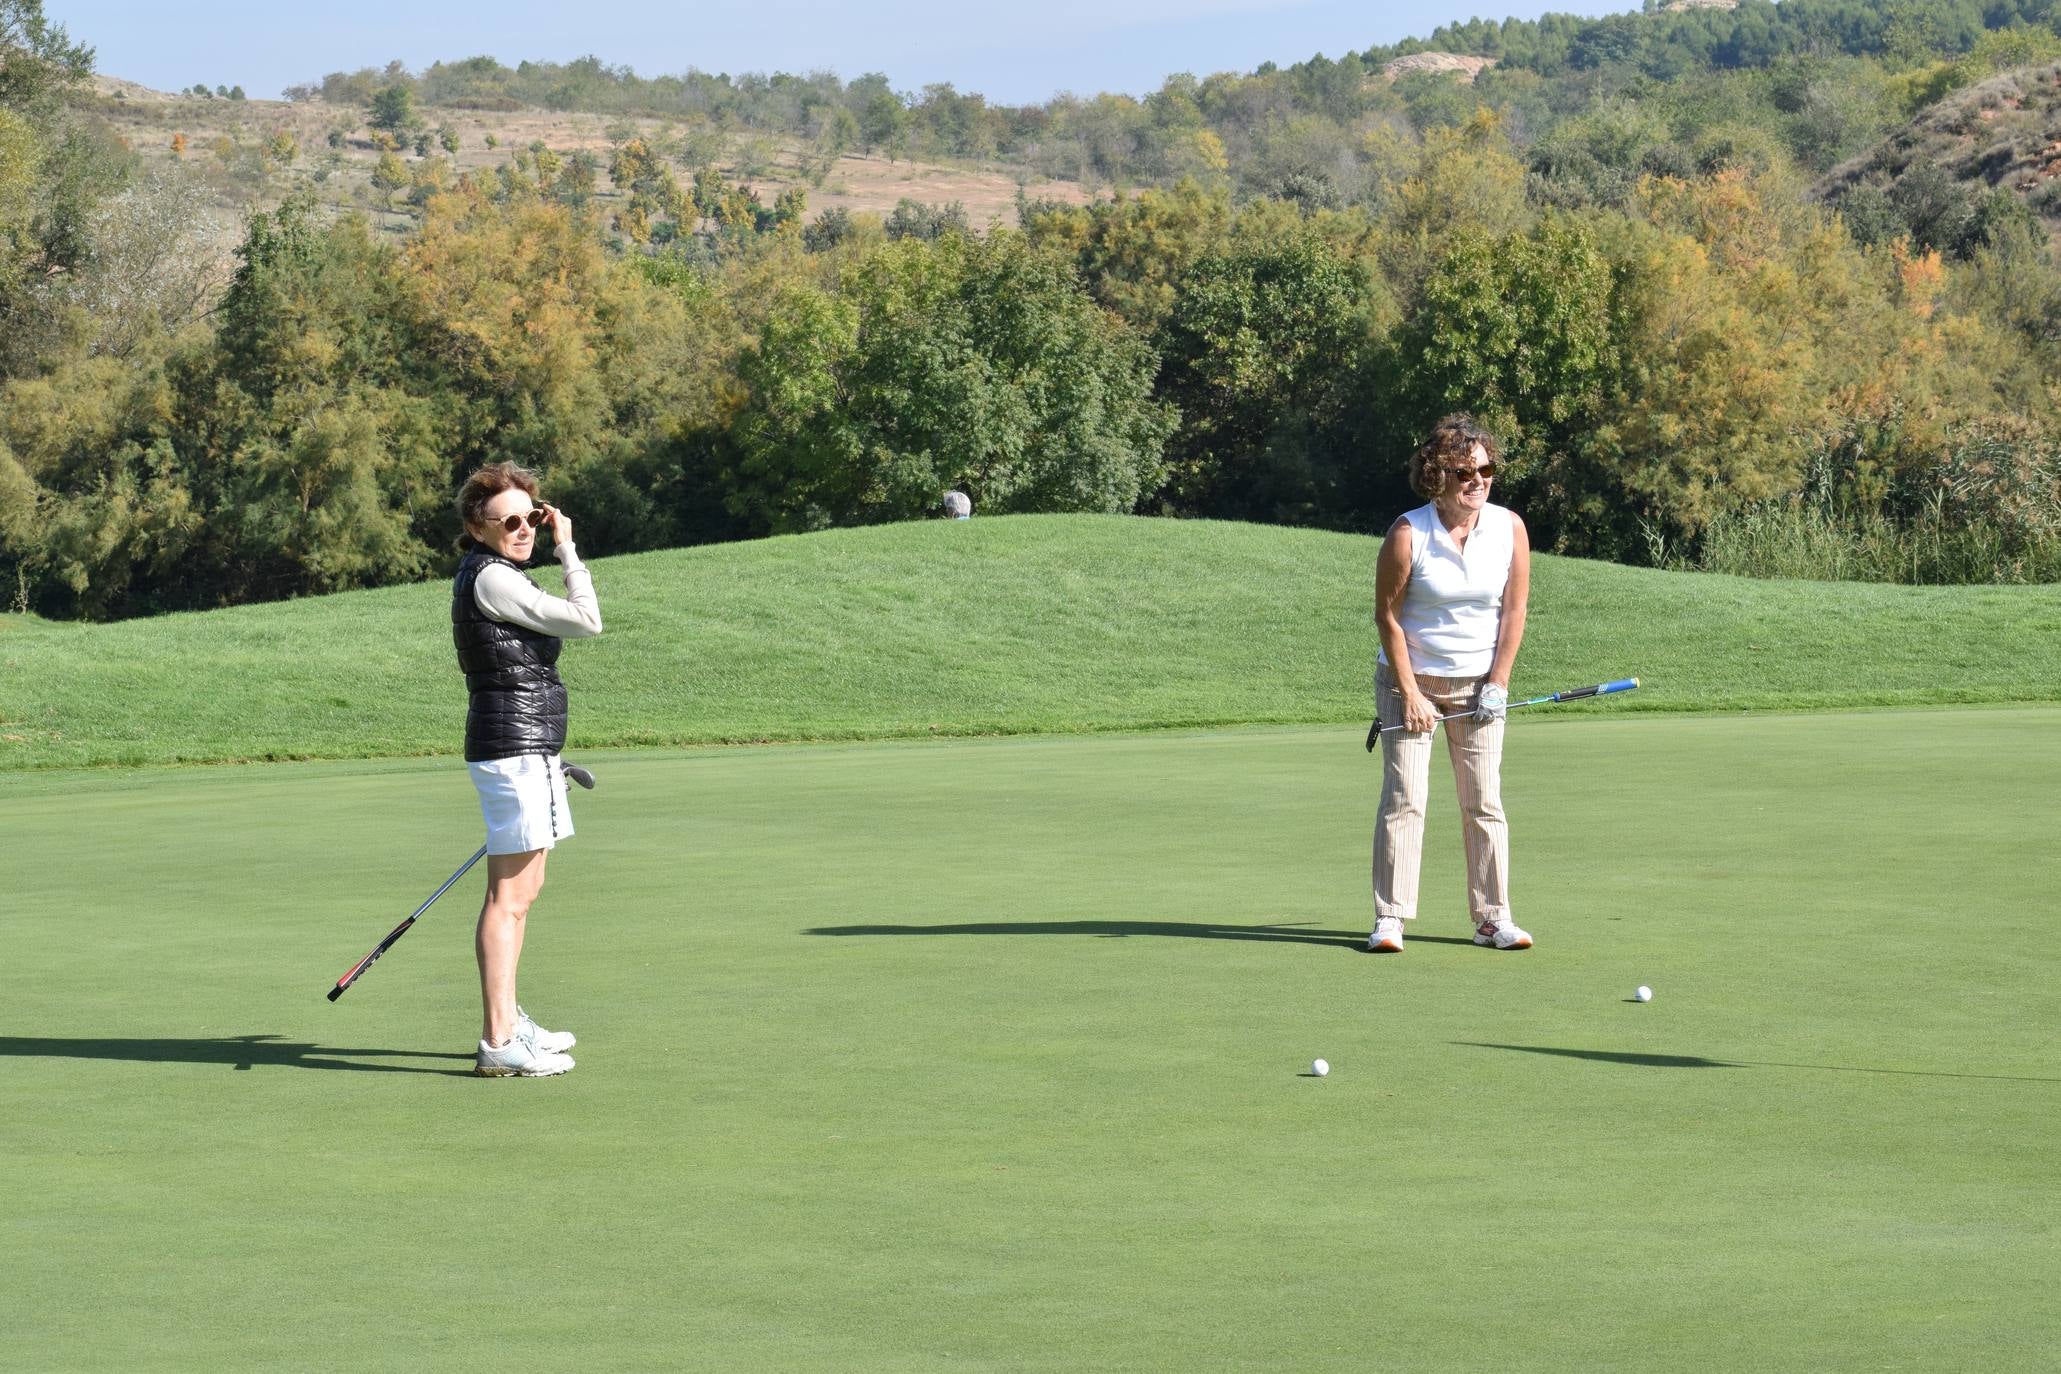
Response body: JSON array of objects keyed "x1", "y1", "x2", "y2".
[
  {"x1": 3, "y1": 0, "x2": 2060, "y2": 621},
  {"x1": 286, "y1": 1, "x2": 2060, "y2": 187}
]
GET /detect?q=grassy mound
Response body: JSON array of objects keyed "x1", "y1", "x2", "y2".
[{"x1": 4, "y1": 514, "x2": 2058, "y2": 769}]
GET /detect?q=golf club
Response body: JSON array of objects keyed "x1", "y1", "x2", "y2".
[
  {"x1": 1366, "y1": 678, "x2": 1640, "y2": 750},
  {"x1": 324, "y1": 760, "x2": 597, "y2": 1000}
]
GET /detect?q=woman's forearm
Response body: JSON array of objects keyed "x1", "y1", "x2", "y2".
[
  {"x1": 1486, "y1": 607, "x2": 1525, "y2": 688},
  {"x1": 1486, "y1": 515, "x2": 1531, "y2": 688},
  {"x1": 474, "y1": 558, "x2": 604, "y2": 638},
  {"x1": 1376, "y1": 611, "x2": 1419, "y2": 684}
]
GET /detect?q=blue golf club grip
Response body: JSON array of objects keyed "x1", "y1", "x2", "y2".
[{"x1": 1555, "y1": 678, "x2": 1639, "y2": 701}]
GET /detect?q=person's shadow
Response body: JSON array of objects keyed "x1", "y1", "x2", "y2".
[
  {"x1": 804, "y1": 919, "x2": 1478, "y2": 949},
  {"x1": 0, "y1": 1034, "x2": 475, "y2": 1075},
  {"x1": 1459, "y1": 1042, "x2": 2061, "y2": 1084}
]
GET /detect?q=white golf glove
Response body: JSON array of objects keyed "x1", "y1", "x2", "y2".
[{"x1": 1475, "y1": 682, "x2": 1508, "y2": 723}]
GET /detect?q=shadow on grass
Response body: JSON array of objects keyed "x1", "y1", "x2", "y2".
[
  {"x1": 0, "y1": 1034, "x2": 476, "y2": 1076},
  {"x1": 804, "y1": 919, "x2": 1480, "y2": 950},
  {"x1": 1461, "y1": 1042, "x2": 2061, "y2": 1084}
]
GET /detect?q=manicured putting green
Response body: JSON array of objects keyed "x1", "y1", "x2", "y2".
[{"x1": 5, "y1": 710, "x2": 2055, "y2": 1369}]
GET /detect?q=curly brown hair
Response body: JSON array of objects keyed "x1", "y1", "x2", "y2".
[
  {"x1": 455, "y1": 462, "x2": 542, "y2": 550},
  {"x1": 1409, "y1": 414, "x2": 1503, "y2": 501}
]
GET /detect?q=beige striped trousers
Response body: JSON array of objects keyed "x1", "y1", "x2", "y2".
[{"x1": 1372, "y1": 665, "x2": 1512, "y2": 927}]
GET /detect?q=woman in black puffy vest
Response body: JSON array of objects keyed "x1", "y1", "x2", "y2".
[{"x1": 453, "y1": 463, "x2": 603, "y2": 1078}]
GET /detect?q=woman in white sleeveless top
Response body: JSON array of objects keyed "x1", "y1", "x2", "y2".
[{"x1": 1369, "y1": 415, "x2": 1533, "y2": 954}]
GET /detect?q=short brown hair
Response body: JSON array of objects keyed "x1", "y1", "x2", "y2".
[
  {"x1": 1409, "y1": 414, "x2": 1503, "y2": 501},
  {"x1": 455, "y1": 462, "x2": 542, "y2": 550}
]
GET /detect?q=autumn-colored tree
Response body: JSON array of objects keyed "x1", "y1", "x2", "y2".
[
  {"x1": 691, "y1": 167, "x2": 763, "y2": 233},
  {"x1": 0, "y1": 108, "x2": 37, "y2": 299},
  {"x1": 397, "y1": 182, "x2": 698, "y2": 478},
  {"x1": 610, "y1": 136, "x2": 684, "y2": 235},
  {"x1": 1022, "y1": 178, "x2": 1234, "y2": 332},
  {"x1": 1568, "y1": 175, "x2": 1835, "y2": 552},
  {"x1": 1375, "y1": 110, "x2": 1531, "y2": 310},
  {"x1": 406, "y1": 155, "x2": 452, "y2": 206},
  {"x1": 370, "y1": 151, "x2": 407, "y2": 209},
  {"x1": 613, "y1": 201, "x2": 652, "y2": 244}
]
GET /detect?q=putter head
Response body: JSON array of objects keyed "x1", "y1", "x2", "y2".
[{"x1": 563, "y1": 762, "x2": 596, "y2": 790}]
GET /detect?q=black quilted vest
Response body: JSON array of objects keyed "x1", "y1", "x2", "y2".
[{"x1": 452, "y1": 550, "x2": 568, "y2": 762}]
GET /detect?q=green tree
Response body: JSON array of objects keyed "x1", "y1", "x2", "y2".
[
  {"x1": 726, "y1": 232, "x2": 1172, "y2": 531},
  {"x1": 367, "y1": 83, "x2": 418, "y2": 134},
  {"x1": 0, "y1": 1, "x2": 94, "y2": 113},
  {"x1": 860, "y1": 89, "x2": 906, "y2": 155},
  {"x1": 554, "y1": 150, "x2": 598, "y2": 209},
  {"x1": 1154, "y1": 231, "x2": 1375, "y2": 521},
  {"x1": 1391, "y1": 214, "x2": 1616, "y2": 477},
  {"x1": 883, "y1": 198, "x2": 968, "y2": 241}
]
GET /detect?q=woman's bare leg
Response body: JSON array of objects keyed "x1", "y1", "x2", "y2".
[{"x1": 477, "y1": 848, "x2": 548, "y2": 1046}]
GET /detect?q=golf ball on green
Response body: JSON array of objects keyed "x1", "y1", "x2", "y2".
[
  {"x1": 1311, "y1": 1058, "x2": 1329, "y2": 1076},
  {"x1": 1634, "y1": 985, "x2": 1653, "y2": 1003}
]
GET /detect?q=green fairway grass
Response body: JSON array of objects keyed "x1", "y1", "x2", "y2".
[
  {"x1": 4, "y1": 515, "x2": 2059, "y2": 770},
  {"x1": 6, "y1": 710, "x2": 2055, "y2": 1370}
]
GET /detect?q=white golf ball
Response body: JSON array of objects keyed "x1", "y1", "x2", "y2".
[
  {"x1": 1311, "y1": 1058, "x2": 1329, "y2": 1077},
  {"x1": 1634, "y1": 985, "x2": 1653, "y2": 1003}
]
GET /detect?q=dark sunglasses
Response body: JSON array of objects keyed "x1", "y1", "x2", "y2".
[
  {"x1": 495, "y1": 508, "x2": 548, "y2": 533},
  {"x1": 1444, "y1": 463, "x2": 1495, "y2": 483}
]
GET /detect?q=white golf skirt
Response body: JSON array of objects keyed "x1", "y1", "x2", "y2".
[{"x1": 468, "y1": 753, "x2": 574, "y2": 855}]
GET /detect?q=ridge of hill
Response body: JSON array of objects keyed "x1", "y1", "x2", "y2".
[{"x1": 3, "y1": 516, "x2": 2057, "y2": 772}]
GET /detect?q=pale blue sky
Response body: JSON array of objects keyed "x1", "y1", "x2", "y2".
[{"x1": 48, "y1": 1, "x2": 1638, "y2": 104}]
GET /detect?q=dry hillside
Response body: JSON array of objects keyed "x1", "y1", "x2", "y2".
[
  {"x1": 75, "y1": 75, "x2": 1091, "y2": 236},
  {"x1": 1816, "y1": 61, "x2": 2061, "y2": 236}
]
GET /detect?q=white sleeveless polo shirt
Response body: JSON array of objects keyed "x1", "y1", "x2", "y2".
[{"x1": 1377, "y1": 502, "x2": 1515, "y2": 677}]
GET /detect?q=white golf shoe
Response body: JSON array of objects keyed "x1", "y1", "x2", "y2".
[
  {"x1": 516, "y1": 1005, "x2": 576, "y2": 1054},
  {"x1": 475, "y1": 1026, "x2": 575, "y2": 1077},
  {"x1": 1369, "y1": 916, "x2": 1405, "y2": 953},
  {"x1": 1473, "y1": 916, "x2": 1533, "y2": 950}
]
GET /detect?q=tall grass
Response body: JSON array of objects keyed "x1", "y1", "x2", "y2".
[
  {"x1": 1690, "y1": 496, "x2": 2061, "y2": 584},
  {"x1": 1674, "y1": 425, "x2": 2061, "y2": 585}
]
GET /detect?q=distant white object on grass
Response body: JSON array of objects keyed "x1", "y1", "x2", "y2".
[
  {"x1": 1634, "y1": 985, "x2": 1653, "y2": 1003},
  {"x1": 943, "y1": 490, "x2": 972, "y2": 519},
  {"x1": 1311, "y1": 1058, "x2": 1329, "y2": 1077}
]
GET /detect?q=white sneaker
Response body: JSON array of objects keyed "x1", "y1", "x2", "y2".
[
  {"x1": 1473, "y1": 917, "x2": 1533, "y2": 950},
  {"x1": 475, "y1": 1027, "x2": 575, "y2": 1077},
  {"x1": 1369, "y1": 916, "x2": 1405, "y2": 953},
  {"x1": 517, "y1": 1005, "x2": 575, "y2": 1054}
]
